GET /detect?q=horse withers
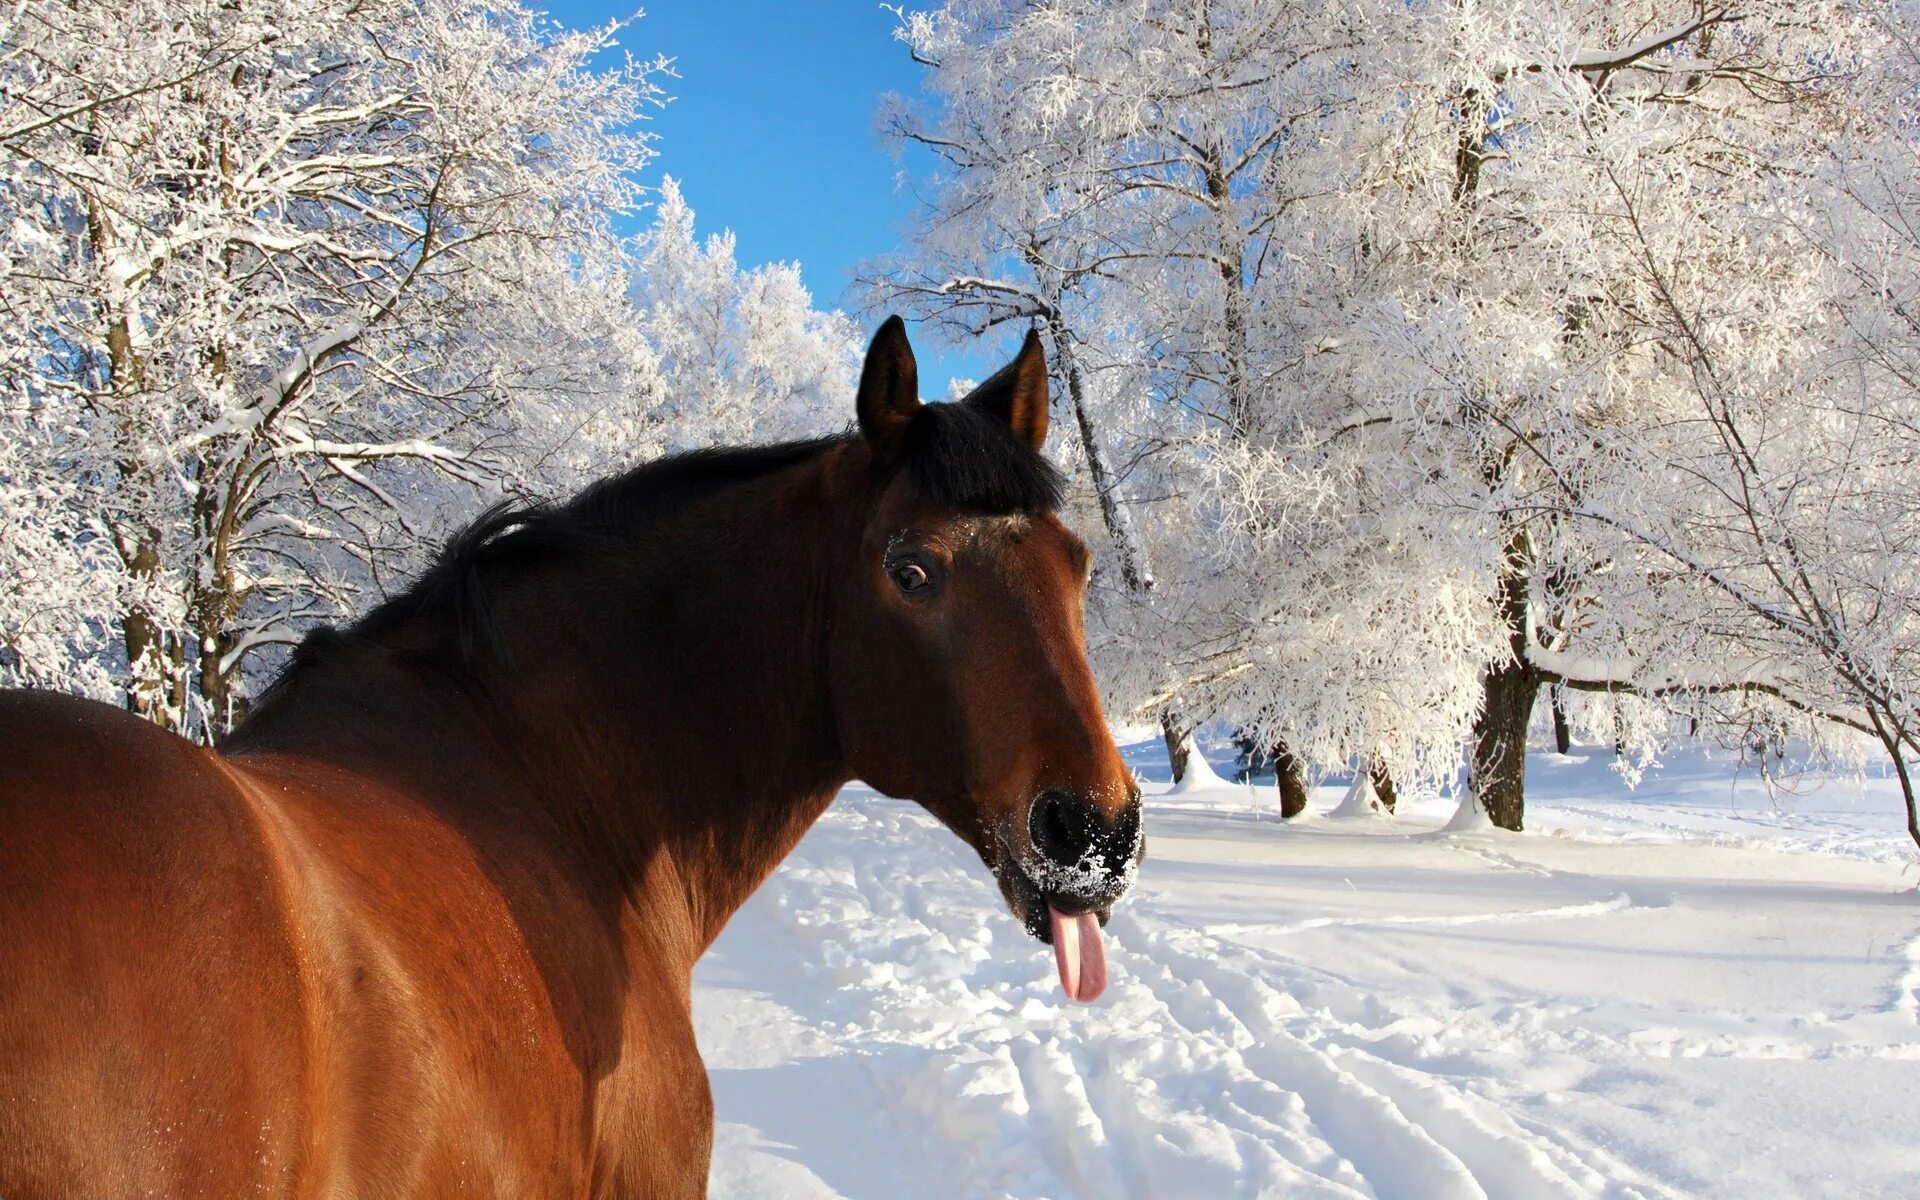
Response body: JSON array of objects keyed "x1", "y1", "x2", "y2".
[{"x1": 0, "y1": 318, "x2": 1143, "y2": 1197}]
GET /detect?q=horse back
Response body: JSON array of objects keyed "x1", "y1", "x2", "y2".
[{"x1": 0, "y1": 689, "x2": 310, "y2": 1196}]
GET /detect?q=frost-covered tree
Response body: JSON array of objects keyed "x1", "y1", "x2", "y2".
[
  {"x1": 635, "y1": 177, "x2": 863, "y2": 449},
  {"x1": 1509, "y1": 5, "x2": 1920, "y2": 846},
  {"x1": 1338, "y1": 0, "x2": 1897, "y2": 827},
  {"x1": 0, "y1": 0, "x2": 665, "y2": 736},
  {"x1": 873, "y1": 0, "x2": 1491, "y2": 804},
  {"x1": 864, "y1": 3, "x2": 1185, "y2": 764},
  {"x1": 871, "y1": 0, "x2": 1373, "y2": 798},
  {"x1": 879, "y1": 0, "x2": 1913, "y2": 835},
  {"x1": 0, "y1": 390, "x2": 116, "y2": 696}
]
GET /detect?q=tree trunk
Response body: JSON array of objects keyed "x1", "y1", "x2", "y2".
[
  {"x1": 1899, "y1": 749, "x2": 1919, "y2": 857},
  {"x1": 1470, "y1": 517, "x2": 1538, "y2": 830},
  {"x1": 1369, "y1": 763, "x2": 1399, "y2": 813},
  {"x1": 189, "y1": 451, "x2": 248, "y2": 742},
  {"x1": 1472, "y1": 662, "x2": 1539, "y2": 831},
  {"x1": 90, "y1": 183, "x2": 185, "y2": 733},
  {"x1": 166, "y1": 631, "x2": 189, "y2": 728},
  {"x1": 1901, "y1": 767, "x2": 1920, "y2": 858},
  {"x1": 1551, "y1": 687, "x2": 1571, "y2": 754},
  {"x1": 122, "y1": 608, "x2": 165, "y2": 722},
  {"x1": 120, "y1": 535, "x2": 180, "y2": 732},
  {"x1": 1275, "y1": 741, "x2": 1310, "y2": 819},
  {"x1": 1864, "y1": 706, "x2": 1920, "y2": 856},
  {"x1": 195, "y1": 621, "x2": 237, "y2": 737},
  {"x1": 1162, "y1": 710, "x2": 1191, "y2": 783},
  {"x1": 1455, "y1": 89, "x2": 1538, "y2": 830},
  {"x1": 1045, "y1": 319, "x2": 1154, "y2": 593}
]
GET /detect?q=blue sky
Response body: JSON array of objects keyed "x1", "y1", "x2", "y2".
[{"x1": 540, "y1": 0, "x2": 997, "y2": 393}]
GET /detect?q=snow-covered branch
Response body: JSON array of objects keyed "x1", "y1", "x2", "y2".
[{"x1": 0, "y1": 0, "x2": 669, "y2": 736}]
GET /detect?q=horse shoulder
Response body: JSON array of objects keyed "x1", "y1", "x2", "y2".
[{"x1": 230, "y1": 751, "x2": 715, "y2": 1196}]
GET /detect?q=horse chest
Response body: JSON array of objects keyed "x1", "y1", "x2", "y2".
[{"x1": 270, "y1": 790, "x2": 711, "y2": 1196}]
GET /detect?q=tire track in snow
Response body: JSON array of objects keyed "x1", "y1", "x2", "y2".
[
  {"x1": 1201, "y1": 893, "x2": 1634, "y2": 940},
  {"x1": 1117, "y1": 900, "x2": 1704, "y2": 1200},
  {"x1": 1116, "y1": 920, "x2": 1488, "y2": 1200}
]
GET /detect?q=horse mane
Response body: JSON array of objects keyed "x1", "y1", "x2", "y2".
[
  {"x1": 898, "y1": 397, "x2": 1064, "y2": 516},
  {"x1": 264, "y1": 404, "x2": 1063, "y2": 687}
]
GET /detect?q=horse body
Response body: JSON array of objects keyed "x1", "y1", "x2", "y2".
[
  {"x1": 3, "y1": 691, "x2": 316, "y2": 1195},
  {"x1": 0, "y1": 321, "x2": 1142, "y2": 1197},
  {"x1": 3, "y1": 686, "x2": 727, "y2": 1196}
]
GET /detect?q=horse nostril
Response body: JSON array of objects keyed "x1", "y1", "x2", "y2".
[{"x1": 1029, "y1": 790, "x2": 1097, "y2": 868}]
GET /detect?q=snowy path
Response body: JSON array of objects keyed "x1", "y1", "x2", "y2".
[{"x1": 695, "y1": 748, "x2": 1920, "y2": 1199}]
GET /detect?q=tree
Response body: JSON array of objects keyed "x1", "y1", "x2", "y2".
[
  {"x1": 1511, "y1": 3, "x2": 1920, "y2": 848},
  {"x1": 0, "y1": 0, "x2": 665, "y2": 736},
  {"x1": 634, "y1": 178, "x2": 862, "y2": 451},
  {"x1": 879, "y1": 0, "x2": 1908, "y2": 835},
  {"x1": 1207, "y1": 0, "x2": 1893, "y2": 828},
  {"x1": 0, "y1": 383, "x2": 116, "y2": 697},
  {"x1": 867, "y1": 5, "x2": 1183, "y2": 762},
  {"x1": 874, "y1": 0, "x2": 1374, "y2": 799}
]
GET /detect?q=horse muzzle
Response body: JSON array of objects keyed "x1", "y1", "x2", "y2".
[{"x1": 990, "y1": 792, "x2": 1143, "y2": 1003}]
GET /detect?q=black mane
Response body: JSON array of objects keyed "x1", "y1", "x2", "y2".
[
  {"x1": 266, "y1": 405, "x2": 1063, "y2": 684},
  {"x1": 899, "y1": 399, "x2": 1064, "y2": 516},
  {"x1": 342, "y1": 435, "x2": 846, "y2": 662}
]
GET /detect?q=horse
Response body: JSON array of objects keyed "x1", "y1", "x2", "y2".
[{"x1": 0, "y1": 318, "x2": 1143, "y2": 1198}]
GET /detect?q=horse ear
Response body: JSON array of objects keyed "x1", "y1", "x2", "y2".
[
  {"x1": 966, "y1": 328, "x2": 1049, "y2": 450},
  {"x1": 856, "y1": 316, "x2": 920, "y2": 458}
]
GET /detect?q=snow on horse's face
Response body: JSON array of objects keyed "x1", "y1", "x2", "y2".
[{"x1": 827, "y1": 318, "x2": 1142, "y2": 1002}]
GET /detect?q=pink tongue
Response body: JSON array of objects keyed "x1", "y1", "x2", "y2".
[{"x1": 1048, "y1": 905, "x2": 1108, "y2": 1003}]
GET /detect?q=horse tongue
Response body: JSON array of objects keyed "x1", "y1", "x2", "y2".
[{"x1": 1047, "y1": 905, "x2": 1107, "y2": 1003}]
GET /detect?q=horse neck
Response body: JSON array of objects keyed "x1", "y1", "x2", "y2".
[
  {"x1": 233, "y1": 448, "x2": 864, "y2": 967},
  {"x1": 495, "y1": 453, "x2": 863, "y2": 955}
]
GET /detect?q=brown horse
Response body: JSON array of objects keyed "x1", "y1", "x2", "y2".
[{"x1": 0, "y1": 319, "x2": 1142, "y2": 1198}]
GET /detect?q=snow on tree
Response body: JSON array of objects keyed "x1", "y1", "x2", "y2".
[
  {"x1": 1174, "y1": 0, "x2": 1897, "y2": 827},
  {"x1": 0, "y1": 384, "x2": 117, "y2": 697},
  {"x1": 0, "y1": 4, "x2": 868, "y2": 740},
  {"x1": 1509, "y1": 3, "x2": 1920, "y2": 846},
  {"x1": 878, "y1": 0, "x2": 1916, "y2": 839},
  {"x1": 0, "y1": 0, "x2": 667, "y2": 736},
  {"x1": 1347, "y1": 0, "x2": 1905, "y2": 829},
  {"x1": 633, "y1": 177, "x2": 863, "y2": 450}
]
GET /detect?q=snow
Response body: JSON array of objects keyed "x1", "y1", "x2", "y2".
[
  {"x1": 1325, "y1": 765, "x2": 1383, "y2": 820},
  {"x1": 696, "y1": 734, "x2": 1920, "y2": 1199},
  {"x1": 1167, "y1": 732, "x2": 1229, "y2": 796},
  {"x1": 1569, "y1": 15, "x2": 1719, "y2": 74}
]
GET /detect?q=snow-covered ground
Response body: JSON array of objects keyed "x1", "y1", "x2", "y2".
[{"x1": 695, "y1": 736, "x2": 1920, "y2": 1199}]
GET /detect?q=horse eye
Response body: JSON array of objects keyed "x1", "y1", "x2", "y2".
[{"x1": 891, "y1": 562, "x2": 930, "y2": 593}]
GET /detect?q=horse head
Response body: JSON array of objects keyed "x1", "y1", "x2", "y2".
[{"x1": 826, "y1": 317, "x2": 1143, "y2": 1002}]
